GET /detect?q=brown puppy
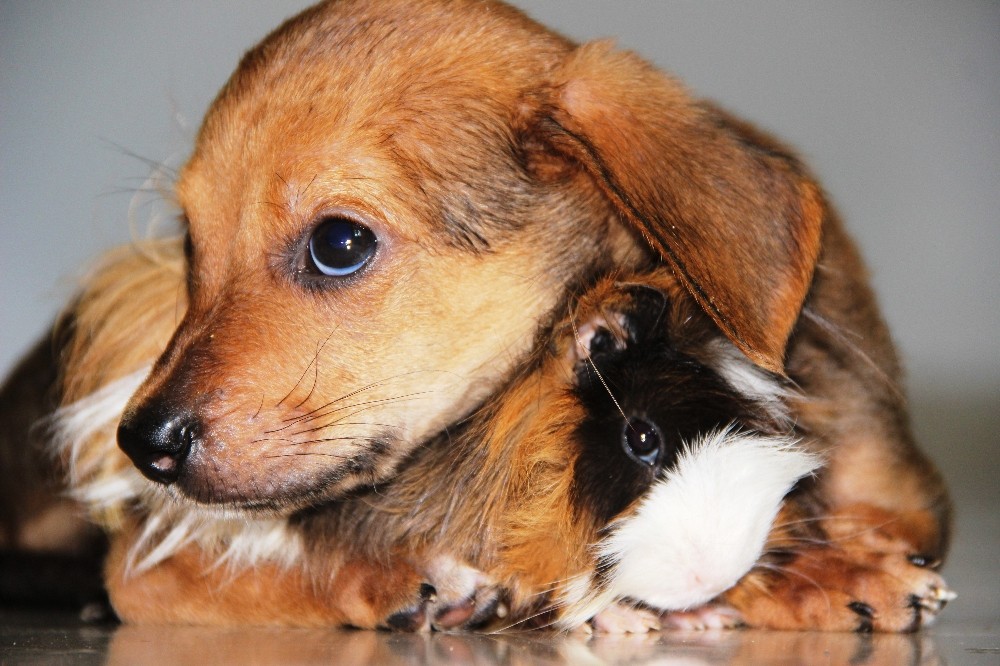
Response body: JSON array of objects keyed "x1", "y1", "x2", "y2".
[{"x1": 4, "y1": 0, "x2": 950, "y2": 631}]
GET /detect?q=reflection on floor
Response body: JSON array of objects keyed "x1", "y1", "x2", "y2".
[{"x1": 1, "y1": 610, "x2": 997, "y2": 665}]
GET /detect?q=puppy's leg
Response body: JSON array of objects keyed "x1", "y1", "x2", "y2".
[
  {"x1": 104, "y1": 526, "x2": 426, "y2": 628},
  {"x1": 790, "y1": 218, "x2": 952, "y2": 560},
  {"x1": 722, "y1": 503, "x2": 954, "y2": 632}
]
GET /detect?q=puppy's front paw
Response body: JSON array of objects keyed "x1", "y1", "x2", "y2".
[
  {"x1": 847, "y1": 552, "x2": 955, "y2": 631},
  {"x1": 840, "y1": 569, "x2": 955, "y2": 632},
  {"x1": 331, "y1": 558, "x2": 438, "y2": 631},
  {"x1": 370, "y1": 556, "x2": 502, "y2": 632}
]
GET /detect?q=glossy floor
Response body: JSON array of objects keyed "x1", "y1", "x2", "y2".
[{"x1": 1, "y1": 611, "x2": 997, "y2": 665}]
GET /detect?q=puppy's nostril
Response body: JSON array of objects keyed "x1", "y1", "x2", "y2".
[
  {"x1": 147, "y1": 422, "x2": 197, "y2": 477},
  {"x1": 117, "y1": 400, "x2": 200, "y2": 485}
]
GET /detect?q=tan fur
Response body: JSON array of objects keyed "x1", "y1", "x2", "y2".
[
  {"x1": 2, "y1": 0, "x2": 950, "y2": 632},
  {"x1": 105, "y1": 520, "x2": 347, "y2": 627}
]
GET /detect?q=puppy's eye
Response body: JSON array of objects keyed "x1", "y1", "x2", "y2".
[
  {"x1": 622, "y1": 417, "x2": 663, "y2": 467},
  {"x1": 308, "y1": 217, "x2": 377, "y2": 277}
]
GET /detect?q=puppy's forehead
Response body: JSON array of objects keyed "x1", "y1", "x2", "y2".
[{"x1": 177, "y1": 0, "x2": 570, "y2": 233}]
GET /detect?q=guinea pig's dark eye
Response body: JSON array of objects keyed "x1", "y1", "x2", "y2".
[
  {"x1": 622, "y1": 417, "x2": 663, "y2": 466},
  {"x1": 308, "y1": 217, "x2": 377, "y2": 277}
]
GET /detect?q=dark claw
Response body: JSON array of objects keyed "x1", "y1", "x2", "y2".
[
  {"x1": 848, "y1": 601, "x2": 874, "y2": 633},
  {"x1": 419, "y1": 583, "x2": 438, "y2": 603},
  {"x1": 381, "y1": 584, "x2": 438, "y2": 632},
  {"x1": 905, "y1": 594, "x2": 924, "y2": 632},
  {"x1": 384, "y1": 606, "x2": 427, "y2": 632},
  {"x1": 464, "y1": 592, "x2": 506, "y2": 629}
]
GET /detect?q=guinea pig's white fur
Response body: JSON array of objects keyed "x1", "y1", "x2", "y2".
[{"x1": 556, "y1": 428, "x2": 821, "y2": 629}]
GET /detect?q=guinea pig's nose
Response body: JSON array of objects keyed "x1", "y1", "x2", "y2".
[{"x1": 117, "y1": 399, "x2": 199, "y2": 485}]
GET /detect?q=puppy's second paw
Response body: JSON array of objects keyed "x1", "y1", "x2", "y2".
[
  {"x1": 727, "y1": 547, "x2": 955, "y2": 632},
  {"x1": 371, "y1": 556, "x2": 504, "y2": 631}
]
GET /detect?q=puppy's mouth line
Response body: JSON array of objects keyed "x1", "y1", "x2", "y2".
[
  {"x1": 156, "y1": 484, "x2": 305, "y2": 518},
  {"x1": 164, "y1": 481, "x2": 352, "y2": 516},
  {"x1": 158, "y1": 431, "x2": 399, "y2": 512}
]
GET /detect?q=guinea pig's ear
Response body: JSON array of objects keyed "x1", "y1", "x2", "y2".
[
  {"x1": 570, "y1": 312, "x2": 629, "y2": 365},
  {"x1": 540, "y1": 41, "x2": 824, "y2": 374}
]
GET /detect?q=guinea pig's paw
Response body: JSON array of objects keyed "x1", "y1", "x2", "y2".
[
  {"x1": 726, "y1": 547, "x2": 955, "y2": 632},
  {"x1": 589, "y1": 602, "x2": 662, "y2": 634},
  {"x1": 423, "y1": 556, "x2": 504, "y2": 631},
  {"x1": 660, "y1": 605, "x2": 744, "y2": 631}
]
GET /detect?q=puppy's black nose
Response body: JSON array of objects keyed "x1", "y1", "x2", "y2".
[{"x1": 117, "y1": 400, "x2": 199, "y2": 485}]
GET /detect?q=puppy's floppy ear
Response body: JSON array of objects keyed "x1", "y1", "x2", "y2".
[{"x1": 540, "y1": 41, "x2": 824, "y2": 374}]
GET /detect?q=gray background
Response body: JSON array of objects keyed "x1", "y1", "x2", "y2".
[
  {"x1": 3, "y1": 1, "x2": 997, "y2": 394},
  {"x1": 1, "y1": 0, "x2": 997, "y2": 626}
]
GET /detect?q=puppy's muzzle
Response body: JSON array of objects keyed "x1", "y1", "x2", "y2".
[{"x1": 117, "y1": 399, "x2": 199, "y2": 485}]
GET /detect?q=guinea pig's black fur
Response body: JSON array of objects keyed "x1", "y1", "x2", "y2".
[{"x1": 571, "y1": 286, "x2": 785, "y2": 526}]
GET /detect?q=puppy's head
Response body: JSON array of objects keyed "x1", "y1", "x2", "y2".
[{"x1": 116, "y1": 0, "x2": 824, "y2": 511}]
